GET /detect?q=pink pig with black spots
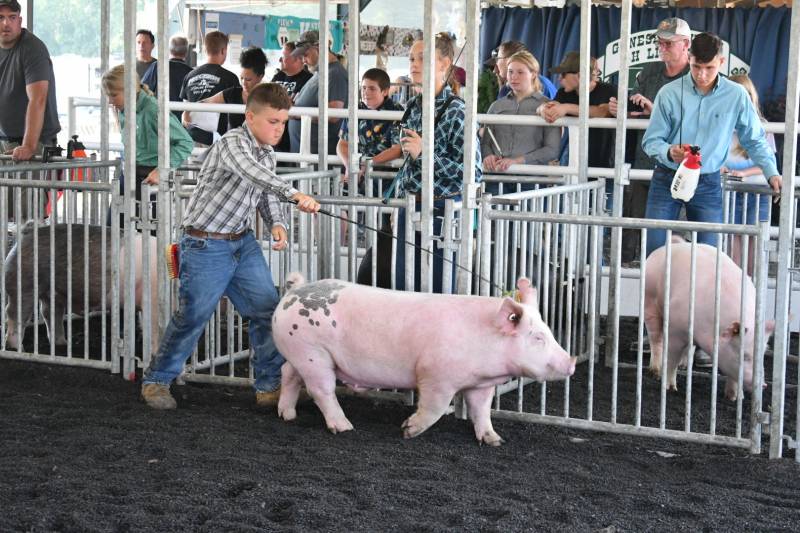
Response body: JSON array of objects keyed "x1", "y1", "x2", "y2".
[{"x1": 272, "y1": 273, "x2": 576, "y2": 446}]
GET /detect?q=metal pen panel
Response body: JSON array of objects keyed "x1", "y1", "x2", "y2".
[
  {"x1": 418, "y1": 0, "x2": 435, "y2": 293},
  {"x1": 771, "y1": 0, "x2": 800, "y2": 461}
]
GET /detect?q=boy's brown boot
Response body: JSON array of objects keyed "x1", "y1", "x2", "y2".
[
  {"x1": 255, "y1": 387, "x2": 281, "y2": 408},
  {"x1": 142, "y1": 383, "x2": 177, "y2": 410}
]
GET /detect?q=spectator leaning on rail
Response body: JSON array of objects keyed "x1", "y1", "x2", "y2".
[
  {"x1": 271, "y1": 41, "x2": 313, "y2": 153},
  {"x1": 481, "y1": 50, "x2": 560, "y2": 192},
  {"x1": 101, "y1": 65, "x2": 193, "y2": 226},
  {"x1": 641, "y1": 32, "x2": 781, "y2": 257},
  {"x1": 199, "y1": 46, "x2": 268, "y2": 131},
  {"x1": 390, "y1": 33, "x2": 482, "y2": 293},
  {"x1": 141, "y1": 34, "x2": 193, "y2": 120},
  {"x1": 0, "y1": 0, "x2": 60, "y2": 162},
  {"x1": 180, "y1": 30, "x2": 240, "y2": 147},
  {"x1": 336, "y1": 67, "x2": 403, "y2": 192},
  {"x1": 135, "y1": 29, "x2": 156, "y2": 80},
  {"x1": 609, "y1": 16, "x2": 692, "y2": 264},
  {"x1": 287, "y1": 30, "x2": 348, "y2": 155},
  {"x1": 540, "y1": 52, "x2": 617, "y2": 171},
  {"x1": 141, "y1": 83, "x2": 321, "y2": 411},
  {"x1": 489, "y1": 40, "x2": 558, "y2": 100}
]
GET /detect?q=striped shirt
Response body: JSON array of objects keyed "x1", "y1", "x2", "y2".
[{"x1": 182, "y1": 124, "x2": 299, "y2": 233}]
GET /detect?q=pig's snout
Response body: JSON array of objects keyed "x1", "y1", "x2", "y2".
[{"x1": 547, "y1": 355, "x2": 576, "y2": 378}]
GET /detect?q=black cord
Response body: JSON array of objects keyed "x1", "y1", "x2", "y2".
[{"x1": 284, "y1": 198, "x2": 505, "y2": 294}]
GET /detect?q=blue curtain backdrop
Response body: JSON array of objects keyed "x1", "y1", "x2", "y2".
[{"x1": 480, "y1": 6, "x2": 792, "y2": 108}]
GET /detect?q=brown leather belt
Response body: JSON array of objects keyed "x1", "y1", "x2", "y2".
[{"x1": 184, "y1": 227, "x2": 247, "y2": 241}]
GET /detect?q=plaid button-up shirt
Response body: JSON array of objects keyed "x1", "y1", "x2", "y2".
[
  {"x1": 182, "y1": 124, "x2": 298, "y2": 233},
  {"x1": 395, "y1": 86, "x2": 481, "y2": 197}
]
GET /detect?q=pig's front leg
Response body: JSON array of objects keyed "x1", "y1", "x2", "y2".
[
  {"x1": 464, "y1": 386, "x2": 504, "y2": 446},
  {"x1": 724, "y1": 377, "x2": 740, "y2": 402},
  {"x1": 402, "y1": 381, "x2": 456, "y2": 439},
  {"x1": 644, "y1": 309, "x2": 663, "y2": 377},
  {"x1": 665, "y1": 338, "x2": 689, "y2": 392},
  {"x1": 47, "y1": 296, "x2": 68, "y2": 346}
]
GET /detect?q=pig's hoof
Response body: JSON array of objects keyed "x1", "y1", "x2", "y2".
[
  {"x1": 479, "y1": 431, "x2": 505, "y2": 447},
  {"x1": 401, "y1": 415, "x2": 428, "y2": 439},
  {"x1": 326, "y1": 418, "x2": 354, "y2": 434},
  {"x1": 278, "y1": 407, "x2": 297, "y2": 421}
]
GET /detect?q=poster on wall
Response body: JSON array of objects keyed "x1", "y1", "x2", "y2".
[
  {"x1": 264, "y1": 16, "x2": 344, "y2": 53},
  {"x1": 599, "y1": 30, "x2": 748, "y2": 89},
  {"x1": 359, "y1": 24, "x2": 421, "y2": 57}
]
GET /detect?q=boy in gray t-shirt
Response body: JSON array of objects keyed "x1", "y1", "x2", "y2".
[{"x1": 0, "y1": 0, "x2": 60, "y2": 161}]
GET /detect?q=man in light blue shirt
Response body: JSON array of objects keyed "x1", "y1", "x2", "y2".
[{"x1": 642, "y1": 32, "x2": 781, "y2": 256}]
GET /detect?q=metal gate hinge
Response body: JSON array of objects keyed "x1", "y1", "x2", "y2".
[{"x1": 757, "y1": 411, "x2": 771, "y2": 426}]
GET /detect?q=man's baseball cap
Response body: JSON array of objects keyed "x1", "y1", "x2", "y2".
[
  {"x1": 291, "y1": 30, "x2": 319, "y2": 57},
  {"x1": 0, "y1": 0, "x2": 22, "y2": 12},
  {"x1": 550, "y1": 51, "x2": 581, "y2": 74},
  {"x1": 656, "y1": 17, "x2": 691, "y2": 40}
]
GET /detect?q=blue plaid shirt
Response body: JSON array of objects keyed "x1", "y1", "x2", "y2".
[
  {"x1": 395, "y1": 86, "x2": 482, "y2": 197},
  {"x1": 339, "y1": 98, "x2": 403, "y2": 157}
]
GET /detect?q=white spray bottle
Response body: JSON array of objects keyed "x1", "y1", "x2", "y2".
[{"x1": 670, "y1": 145, "x2": 702, "y2": 202}]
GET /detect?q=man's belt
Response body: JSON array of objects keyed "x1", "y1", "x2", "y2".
[{"x1": 184, "y1": 227, "x2": 247, "y2": 241}]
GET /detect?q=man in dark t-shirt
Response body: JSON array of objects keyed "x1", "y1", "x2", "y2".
[
  {"x1": 540, "y1": 51, "x2": 617, "y2": 169},
  {"x1": 0, "y1": 0, "x2": 60, "y2": 161},
  {"x1": 141, "y1": 35, "x2": 193, "y2": 120},
  {"x1": 271, "y1": 42, "x2": 312, "y2": 152},
  {"x1": 179, "y1": 30, "x2": 239, "y2": 145}
]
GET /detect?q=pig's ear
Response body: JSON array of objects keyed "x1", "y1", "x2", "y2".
[
  {"x1": 722, "y1": 321, "x2": 741, "y2": 339},
  {"x1": 765, "y1": 320, "x2": 776, "y2": 335},
  {"x1": 495, "y1": 297, "x2": 525, "y2": 336},
  {"x1": 516, "y1": 278, "x2": 538, "y2": 306}
]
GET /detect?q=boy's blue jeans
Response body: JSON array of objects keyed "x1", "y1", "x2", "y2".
[
  {"x1": 645, "y1": 165, "x2": 723, "y2": 257},
  {"x1": 143, "y1": 231, "x2": 284, "y2": 393}
]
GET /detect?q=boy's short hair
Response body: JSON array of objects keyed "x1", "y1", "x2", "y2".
[
  {"x1": 205, "y1": 31, "x2": 229, "y2": 55},
  {"x1": 246, "y1": 83, "x2": 292, "y2": 113},
  {"x1": 362, "y1": 68, "x2": 391, "y2": 91},
  {"x1": 240, "y1": 47, "x2": 268, "y2": 77},
  {"x1": 689, "y1": 32, "x2": 722, "y2": 63}
]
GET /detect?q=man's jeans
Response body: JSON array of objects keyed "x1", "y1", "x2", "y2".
[
  {"x1": 645, "y1": 164, "x2": 723, "y2": 257},
  {"x1": 143, "y1": 232, "x2": 284, "y2": 392}
]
